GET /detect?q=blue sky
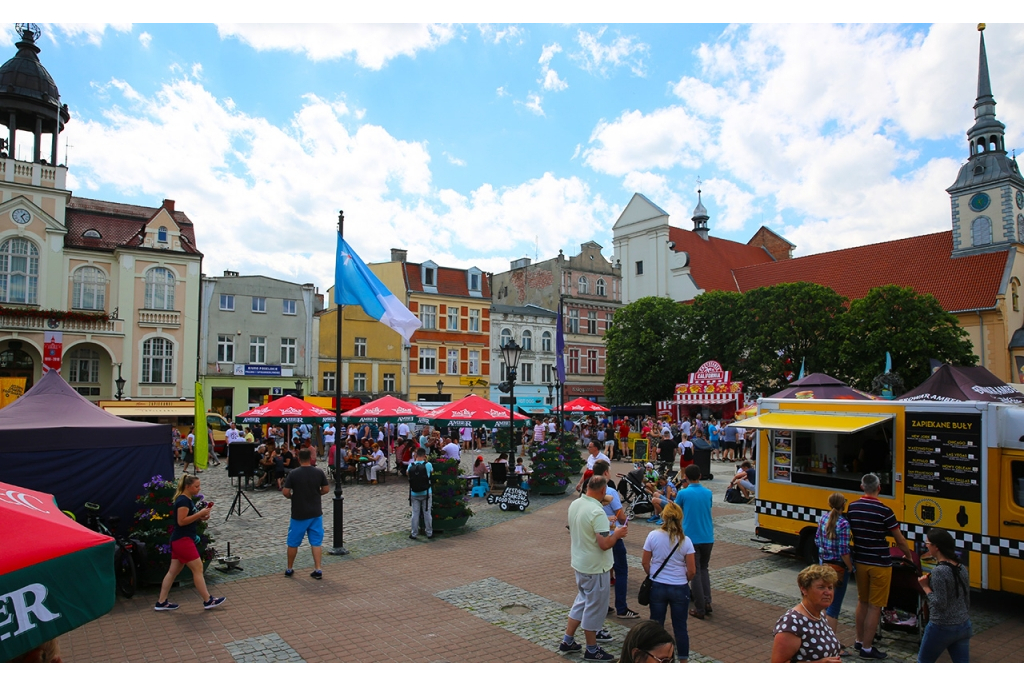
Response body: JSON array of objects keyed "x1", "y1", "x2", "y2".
[{"x1": 3, "y1": 19, "x2": 1024, "y2": 293}]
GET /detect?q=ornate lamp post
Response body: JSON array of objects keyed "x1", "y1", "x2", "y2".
[
  {"x1": 294, "y1": 378, "x2": 304, "y2": 397},
  {"x1": 114, "y1": 363, "x2": 126, "y2": 400},
  {"x1": 499, "y1": 339, "x2": 523, "y2": 487},
  {"x1": 546, "y1": 382, "x2": 554, "y2": 407},
  {"x1": 436, "y1": 379, "x2": 444, "y2": 399}
]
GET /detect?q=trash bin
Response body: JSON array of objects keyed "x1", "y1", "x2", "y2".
[{"x1": 693, "y1": 446, "x2": 713, "y2": 480}]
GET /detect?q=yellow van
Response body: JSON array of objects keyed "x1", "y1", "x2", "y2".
[{"x1": 735, "y1": 398, "x2": 1024, "y2": 595}]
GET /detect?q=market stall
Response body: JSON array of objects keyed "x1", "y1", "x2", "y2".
[
  {"x1": 655, "y1": 360, "x2": 746, "y2": 422},
  {"x1": 339, "y1": 395, "x2": 427, "y2": 425}
]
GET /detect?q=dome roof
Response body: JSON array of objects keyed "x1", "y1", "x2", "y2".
[
  {"x1": 691, "y1": 190, "x2": 709, "y2": 221},
  {"x1": 0, "y1": 26, "x2": 61, "y2": 108}
]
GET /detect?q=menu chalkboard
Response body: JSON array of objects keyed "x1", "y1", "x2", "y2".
[{"x1": 904, "y1": 412, "x2": 982, "y2": 503}]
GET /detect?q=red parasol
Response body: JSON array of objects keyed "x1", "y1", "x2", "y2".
[
  {"x1": 236, "y1": 394, "x2": 337, "y2": 424},
  {"x1": 555, "y1": 397, "x2": 610, "y2": 414},
  {"x1": 340, "y1": 395, "x2": 427, "y2": 424},
  {"x1": 422, "y1": 394, "x2": 531, "y2": 428}
]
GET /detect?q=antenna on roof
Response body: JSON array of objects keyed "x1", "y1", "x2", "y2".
[
  {"x1": 535, "y1": 236, "x2": 538, "y2": 262},
  {"x1": 65, "y1": 137, "x2": 73, "y2": 166}
]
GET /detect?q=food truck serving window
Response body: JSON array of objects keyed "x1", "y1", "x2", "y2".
[{"x1": 737, "y1": 413, "x2": 896, "y2": 496}]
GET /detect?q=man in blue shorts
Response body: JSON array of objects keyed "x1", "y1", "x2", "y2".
[{"x1": 282, "y1": 449, "x2": 329, "y2": 579}]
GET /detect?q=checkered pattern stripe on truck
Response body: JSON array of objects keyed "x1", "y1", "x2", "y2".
[{"x1": 756, "y1": 499, "x2": 1024, "y2": 559}]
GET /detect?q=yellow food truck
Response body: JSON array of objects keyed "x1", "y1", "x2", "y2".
[{"x1": 735, "y1": 398, "x2": 1024, "y2": 595}]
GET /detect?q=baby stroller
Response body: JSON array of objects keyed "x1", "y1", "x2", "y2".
[
  {"x1": 617, "y1": 467, "x2": 654, "y2": 521},
  {"x1": 880, "y1": 548, "x2": 928, "y2": 636}
]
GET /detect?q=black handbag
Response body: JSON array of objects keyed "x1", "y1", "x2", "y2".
[{"x1": 637, "y1": 540, "x2": 682, "y2": 606}]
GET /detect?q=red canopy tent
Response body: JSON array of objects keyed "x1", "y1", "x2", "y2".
[
  {"x1": 237, "y1": 395, "x2": 337, "y2": 424},
  {"x1": 422, "y1": 394, "x2": 531, "y2": 428},
  {"x1": 340, "y1": 395, "x2": 427, "y2": 424},
  {"x1": 555, "y1": 397, "x2": 610, "y2": 414}
]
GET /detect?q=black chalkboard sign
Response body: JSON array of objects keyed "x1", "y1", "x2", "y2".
[
  {"x1": 633, "y1": 439, "x2": 648, "y2": 463},
  {"x1": 905, "y1": 412, "x2": 982, "y2": 503},
  {"x1": 487, "y1": 487, "x2": 530, "y2": 512}
]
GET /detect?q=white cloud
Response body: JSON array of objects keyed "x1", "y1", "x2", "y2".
[
  {"x1": 496, "y1": 86, "x2": 509, "y2": 98},
  {"x1": 191, "y1": 63, "x2": 203, "y2": 80},
  {"x1": 216, "y1": 23, "x2": 457, "y2": 70},
  {"x1": 571, "y1": 143, "x2": 581, "y2": 160},
  {"x1": 46, "y1": 23, "x2": 133, "y2": 46},
  {"x1": 572, "y1": 27, "x2": 649, "y2": 77},
  {"x1": 539, "y1": 42, "x2": 562, "y2": 66},
  {"x1": 541, "y1": 69, "x2": 568, "y2": 92},
  {"x1": 583, "y1": 107, "x2": 707, "y2": 175},
  {"x1": 478, "y1": 24, "x2": 524, "y2": 46},
  {"x1": 138, "y1": 31, "x2": 152, "y2": 49},
  {"x1": 537, "y1": 42, "x2": 568, "y2": 92},
  {"x1": 444, "y1": 151, "x2": 466, "y2": 166},
  {"x1": 519, "y1": 93, "x2": 545, "y2": 117}
]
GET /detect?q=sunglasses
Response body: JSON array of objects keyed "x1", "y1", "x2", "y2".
[{"x1": 640, "y1": 649, "x2": 676, "y2": 663}]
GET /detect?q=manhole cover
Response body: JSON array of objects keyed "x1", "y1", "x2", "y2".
[{"x1": 500, "y1": 604, "x2": 531, "y2": 615}]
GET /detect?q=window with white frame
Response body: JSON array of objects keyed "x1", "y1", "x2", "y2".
[
  {"x1": 596, "y1": 278, "x2": 606, "y2": 296},
  {"x1": 587, "y1": 349, "x2": 598, "y2": 374},
  {"x1": 249, "y1": 336, "x2": 266, "y2": 363},
  {"x1": 0, "y1": 238, "x2": 39, "y2": 304},
  {"x1": 281, "y1": 338, "x2": 296, "y2": 365},
  {"x1": 142, "y1": 337, "x2": 173, "y2": 383},
  {"x1": 420, "y1": 304, "x2": 436, "y2": 329},
  {"x1": 68, "y1": 347, "x2": 100, "y2": 384},
  {"x1": 72, "y1": 266, "x2": 106, "y2": 310},
  {"x1": 323, "y1": 371, "x2": 336, "y2": 393},
  {"x1": 217, "y1": 335, "x2": 234, "y2": 363},
  {"x1": 568, "y1": 348, "x2": 580, "y2": 374},
  {"x1": 447, "y1": 349, "x2": 459, "y2": 374},
  {"x1": 252, "y1": 296, "x2": 266, "y2": 313},
  {"x1": 447, "y1": 307, "x2": 459, "y2": 331},
  {"x1": 383, "y1": 373, "x2": 396, "y2": 392},
  {"x1": 578, "y1": 276, "x2": 589, "y2": 295},
  {"x1": 419, "y1": 348, "x2": 436, "y2": 372},
  {"x1": 219, "y1": 294, "x2": 234, "y2": 311},
  {"x1": 353, "y1": 372, "x2": 367, "y2": 392},
  {"x1": 499, "y1": 362, "x2": 508, "y2": 382},
  {"x1": 542, "y1": 363, "x2": 554, "y2": 383},
  {"x1": 283, "y1": 299, "x2": 297, "y2": 315},
  {"x1": 469, "y1": 271, "x2": 481, "y2": 291},
  {"x1": 468, "y1": 350, "x2": 480, "y2": 375},
  {"x1": 522, "y1": 329, "x2": 532, "y2": 350},
  {"x1": 520, "y1": 363, "x2": 533, "y2": 383},
  {"x1": 157, "y1": 227, "x2": 168, "y2": 243},
  {"x1": 354, "y1": 337, "x2": 367, "y2": 357},
  {"x1": 144, "y1": 267, "x2": 175, "y2": 310},
  {"x1": 500, "y1": 327, "x2": 513, "y2": 347},
  {"x1": 541, "y1": 331, "x2": 552, "y2": 352},
  {"x1": 423, "y1": 266, "x2": 436, "y2": 286},
  {"x1": 568, "y1": 309, "x2": 579, "y2": 334},
  {"x1": 587, "y1": 311, "x2": 597, "y2": 335},
  {"x1": 469, "y1": 309, "x2": 480, "y2": 332}
]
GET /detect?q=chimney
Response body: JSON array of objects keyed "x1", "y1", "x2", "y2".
[
  {"x1": 511, "y1": 257, "x2": 531, "y2": 270},
  {"x1": 223, "y1": 270, "x2": 238, "y2": 277},
  {"x1": 162, "y1": 199, "x2": 175, "y2": 213},
  {"x1": 391, "y1": 248, "x2": 408, "y2": 262}
]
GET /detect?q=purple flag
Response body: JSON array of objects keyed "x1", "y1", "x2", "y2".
[{"x1": 556, "y1": 302, "x2": 566, "y2": 383}]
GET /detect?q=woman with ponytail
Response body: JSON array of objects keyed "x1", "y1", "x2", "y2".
[
  {"x1": 814, "y1": 493, "x2": 854, "y2": 636},
  {"x1": 154, "y1": 474, "x2": 226, "y2": 612},
  {"x1": 641, "y1": 501, "x2": 696, "y2": 661},
  {"x1": 917, "y1": 528, "x2": 971, "y2": 662}
]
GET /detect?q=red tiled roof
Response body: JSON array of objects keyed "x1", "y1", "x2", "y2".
[
  {"x1": 668, "y1": 226, "x2": 776, "y2": 293},
  {"x1": 404, "y1": 263, "x2": 491, "y2": 299},
  {"x1": 64, "y1": 196, "x2": 201, "y2": 255},
  {"x1": 733, "y1": 231, "x2": 1007, "y2": 312}
]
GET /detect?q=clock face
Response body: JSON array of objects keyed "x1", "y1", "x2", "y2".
[
  {"x1": 1017, "y1": 190, "x2": 1024, "y2": 209},
  {"x1": 11, "y1": 209, "x2": 30, "y2": 225},
  {"x1": 969, "y1": 193, "x2": 991, "y2": 212}
]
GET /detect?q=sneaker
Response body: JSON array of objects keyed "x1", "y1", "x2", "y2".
[
  {"x1": 616, "y1": 609, "x2": 641, "y2": 619},
  {"x1": 645, "y1": 515, "x2": 658, "y2": 523},
  {"x1": 284, "y1": 569, "x2": 294, "y2": 577},
  {"x1": 583, "y1": 647, "x2": 616, "y2": 662},
  {"x1": 558, "y1": 639, "x2": 582, "y2": 653},
  {"x1": 859, "y1": 647, "x2": 888, "y2": 660},
  {"x1": 650, "y1": 517, "x2": 663, "y2": 525},
  {"x1": 310, "y1": 569, "x2": 323, "y2": 580},
  {"x1": 853, "y1": 641, "x2": 863, "y2": 652},
  {"x1": 595, "y1": 629, "x2": 613, "y2": 643},
  {"x1": 409, "y1": 535, "x2": 418, "y2": 540},
  {"x1": 154, "y1": 600, "x2": 179, "y2": 611},
  {"x1": 203, "y1": 596, "x2": 226, "y2": 610}
]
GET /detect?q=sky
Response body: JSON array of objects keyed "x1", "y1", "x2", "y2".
[{"x1": 3, "y1": 12, "x2": 1024, "y2": 295}]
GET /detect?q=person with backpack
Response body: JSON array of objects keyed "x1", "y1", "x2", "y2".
[
  {"x1": 917, "y1": 528, "x2": 971, "y2": 663},
  {"x1": 408, "y1": 448, "x2": 433, "y2": 540}
]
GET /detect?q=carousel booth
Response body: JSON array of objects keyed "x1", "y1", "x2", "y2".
[{"x1": 656, "y1": 360, "x2": 746, "y2": 422}]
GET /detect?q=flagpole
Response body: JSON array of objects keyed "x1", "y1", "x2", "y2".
[{"x1": 330, "y1": 210, "x2": 349, "y2": 556}]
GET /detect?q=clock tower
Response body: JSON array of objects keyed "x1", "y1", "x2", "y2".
[{"x1": 947, "y1": 24, "x2": 1024, "y2": 257}]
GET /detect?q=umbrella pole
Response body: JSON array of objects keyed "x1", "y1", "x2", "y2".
[{"x1": 330, "y1": 210, "x2": 349, "y2": 556}]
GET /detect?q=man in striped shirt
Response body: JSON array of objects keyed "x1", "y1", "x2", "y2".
[{"x1": 847, "y1": 473, "x2": 914, "y2": 660}]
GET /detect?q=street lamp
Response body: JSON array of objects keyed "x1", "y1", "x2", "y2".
[
  {"x1": 436, "y1": 379, "x2": 444, "y2": 397},
  {"x1": 114, "y1": 363, "x2": 125, "y2": 401},
  {"x1": 499, "y1": 340, "x2": 523, "y2": 487},
  {"x1": 294, "y1": 378, "x2": 304, "y2": 397},
  {"x1": 546, "y1": 383, "x2": 554, "y2": 406}
]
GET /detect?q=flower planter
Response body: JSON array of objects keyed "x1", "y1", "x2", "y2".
[
  {"x1": 430, "y1": 516, "x2": 469, "y2": 532},
  {"x1": 535, "y1": 484, "x2": 570, "y2": 496}
]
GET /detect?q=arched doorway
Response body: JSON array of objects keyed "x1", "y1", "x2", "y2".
[{"x1": 0, "y1": 340, "x2": 37, "y2": 392}]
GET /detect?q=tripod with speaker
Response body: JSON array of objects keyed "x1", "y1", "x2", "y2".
[{"x1": 225, "y1": 442, "x2": 262, "y2": 522}]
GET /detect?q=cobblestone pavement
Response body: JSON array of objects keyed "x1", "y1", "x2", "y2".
[{"x1": 62, "y1": 448, "x2": 1024, "y2": 663}]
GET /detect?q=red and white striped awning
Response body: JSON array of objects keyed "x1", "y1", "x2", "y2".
[{"x1": 671, "y1": 393, "x2": 741, "y2": 405}]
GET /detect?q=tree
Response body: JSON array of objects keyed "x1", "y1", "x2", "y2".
[
  {"x1": 838, "y1": 285, "x2": 977, "y2": 391},
  {"x1": 678, "y1": 290, "x2": 746, "y2": 375},
  {"x1": 604, "y1": 297, "x2": 688, "y2": 406}
]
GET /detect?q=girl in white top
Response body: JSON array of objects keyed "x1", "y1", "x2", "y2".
[
  {"x1": 367, "y1": 443, "x2": 387, "y2": 484},
  {"x1": 642, "y1": 501, "x2": 697, "y2": 661}
]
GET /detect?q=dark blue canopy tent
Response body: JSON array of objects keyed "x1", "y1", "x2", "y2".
[{"x1": 0, "y1": 370, "x2": 173, "y2": 532}]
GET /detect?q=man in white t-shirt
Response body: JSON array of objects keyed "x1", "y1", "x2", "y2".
[
  {"x1": 441, "y1": 436, "x2": 461, "y2": 461},
  {"x1": 575, "y1": 440, "x2": 611, "y2": 494},
  {"x1": 323, "y1": 424, "x2": 336, "y2": 446},
  {"x1": 225, "y1": 423, "x2": 244, "y2": 444},
  {"x1": 397, "y1": 422, "x2": 411, "y2": 440},
  {"x1": 680, "y1": 418, "x2": 692, "y2": 439},
  {"x1": 546, "y1": 418, "x2": 556, "y2": 436}
]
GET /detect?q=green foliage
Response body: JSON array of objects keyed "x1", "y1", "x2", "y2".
[
  {"x1": 527, "y1": 433, "x2": 580, "y2": 494},
  {"x1": 129, "y1": 474, "x2": 216, "y2": 579},
  {"x1": 838, "y1": 285, "x2": 977, "y2": 391},
  {"x1": 604, "y1": 296, "x2": 688, "y2": 405},
  {"x1": 678, "y1": 290, "x2": 746, "y2": 374},
  {"x1": 427, "y1": 457, "x2": 473, "y2": 521}
]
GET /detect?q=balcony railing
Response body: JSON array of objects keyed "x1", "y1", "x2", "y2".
[
  {"x1": 138, "y1": 309, "x2": 181, "y2": 328},
  {"x1": 0, "y1": 310, "x2": 123, "y2": 335}
]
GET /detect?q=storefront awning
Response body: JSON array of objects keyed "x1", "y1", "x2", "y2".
[
  {"x1": 102, "y1": 405, "x2": 191, "y2": 417},
  {"x1": 731, "y1": 412, "x2": 892, "y2": 433}
]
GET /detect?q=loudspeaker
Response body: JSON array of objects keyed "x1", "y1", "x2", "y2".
[{"x1": 227, "y1": 442, "x2": 258, "y2": 478}]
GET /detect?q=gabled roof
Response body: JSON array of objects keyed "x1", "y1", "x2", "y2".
[
  {"x1": 65, "y1": 196, "x2": 200, "y2": 255},
  {"x1": 668, "y1": 226, "x2": 776, "y2": 293},
  {"x1": 733, "y1": 231, "x2": 1008, "y2": 312},
  {"x1": 404, "y1": 262, "x2": 491, "y2": 298}
]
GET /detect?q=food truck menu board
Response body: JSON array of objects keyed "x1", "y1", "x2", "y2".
[
  {"x1": 771, "y1": 430, "x2": 792, "y2": 482},
  {"x1": 905, "y1": 412, "x2": 982, "y2": 503}
]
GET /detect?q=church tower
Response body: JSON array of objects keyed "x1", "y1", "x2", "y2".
[
  {"x1": 691, "y1": 189, "x2": 710, "y2": 240},
  {"x1": 947, "y1": 24, "x2": 1024, "y2": 256}
]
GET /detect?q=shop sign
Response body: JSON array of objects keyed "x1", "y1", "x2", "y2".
[
  {"x1": 487, "y1": 486, "x2": 530, "y2": 511},
  {"x1": 677, "y1": 360, "x2": 742, "y2": 395},
  {"x1": 42, "y1": 332, "x2": 62, "y2": 373},
  {"x1": 460, "y1": 376, "x2": 489, "y2": 386},
  {"x1": 233, "y1": 364, "x2": 282, "y2": 377},
  {"x1": 904, "y1": 412, "x2": 983, "y2": 533}
]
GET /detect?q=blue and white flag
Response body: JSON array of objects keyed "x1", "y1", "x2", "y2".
[{"x1": 335, "y1": 236, "x2": 421, "y2": 343}]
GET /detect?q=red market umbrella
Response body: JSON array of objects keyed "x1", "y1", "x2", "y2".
[
  {"x1": 237, "y1": 394, "x2": 338, "y2": 424},
  {"x1": 555, "y1": 397, "x2": 610, "y2": 414},
  {"x1": 340, "y1": 395, "x2": 427, "y2": 425},
  {"x1": 1, "y1": 482, "x2": 115, "y2": 661},
  {"x1": 769, "y1": 373, "x2": 878, "y2": 401},
  {"x1": 422, "y1": 394, "x2": 531, "y2": 429}
]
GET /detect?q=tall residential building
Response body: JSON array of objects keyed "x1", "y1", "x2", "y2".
[
  {"x1": 0, "y1": 26, "x2": 202, "y2": 402},
  {"x1": 491, "y1": 242, "x2": 623, "y2": 404},
  {"x1": 199, "y1": 272, "x2": 317, "y2": 417},
  {"x1": 489, "y1": 303, "x2": 558, "y2": 413}
]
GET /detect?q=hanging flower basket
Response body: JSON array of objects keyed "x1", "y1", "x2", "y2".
[
  {"x1": 528, "y1": 433, "x2": 582, "y2": 496},
  {"x1": 0, "y1": 305, "x2": 110, "y2": 323}
]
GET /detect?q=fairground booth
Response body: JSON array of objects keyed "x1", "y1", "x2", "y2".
[{"x1": 656, "y1": 360, "x2": 747, "y2": 422}]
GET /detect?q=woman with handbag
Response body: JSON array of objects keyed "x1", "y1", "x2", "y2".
[
  {"x1": 640, "y1": 501, "x2": 696, "y2": 661},
  {"x1": 917, "y1": 528, "x2": 971, "y2": 663},
  {"x1": 814, "y1": 493, "x2": 854, "y2": 638}
]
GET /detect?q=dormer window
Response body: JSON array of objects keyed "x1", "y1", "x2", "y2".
[
  {"x1": 83, "y1": 229, "x2": 102, "y2": 239},
  {"x1": 157, "y1": 227, "x2": 168, "y2": 243},
  {"x1": 421, "y1": 261, "x2": 438, "y2": 290},
  {"x1": 467, "y1": 267, "x2": 482, "y2": 293},
  {"x1": 424, "y1": 268, "x2": 435, "y2": 286}
]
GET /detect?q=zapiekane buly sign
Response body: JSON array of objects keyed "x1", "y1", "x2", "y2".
[{"x1": 487, "y1": 487, "x2": 530, "y2": 512}]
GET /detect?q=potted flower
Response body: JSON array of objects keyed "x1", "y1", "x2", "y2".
[
  {"x1": 426, "y1": 456, "x2": 473, "y2": 532},
  {"x1": 529, "y1": 433, "x2": 581, "y2": 495}
]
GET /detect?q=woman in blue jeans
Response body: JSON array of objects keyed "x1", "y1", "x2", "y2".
[
  {"x1": 641, "y1": 502, "x2": 696, "y2": 661},
  {"x1": 918, "y1": 528, "x2": 971, "y2": 663},
  {"x1": 815, "y1": 493, "x2": 855, "y2": 651}
]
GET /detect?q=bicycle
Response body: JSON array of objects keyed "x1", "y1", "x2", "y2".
[{"x1": 83, "y1": 502, "x2": 142, "y2": 599}]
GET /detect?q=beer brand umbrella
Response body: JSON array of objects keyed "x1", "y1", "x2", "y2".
[
  {"x1": 421, "y1": 394, "x2": 531, "y2": 428},
  {"x1": 339, "y1": 395, "x2": 427, "y2": 424},
  {"x1": 0, "y1": 482, "x2": 115, "y2": 662},
  {"x1": 554, "y1": 397, "x2": 610, "y2": 414},
  {"x1": 237, "y1": 395, "x2": 337, "y2": 424}
]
